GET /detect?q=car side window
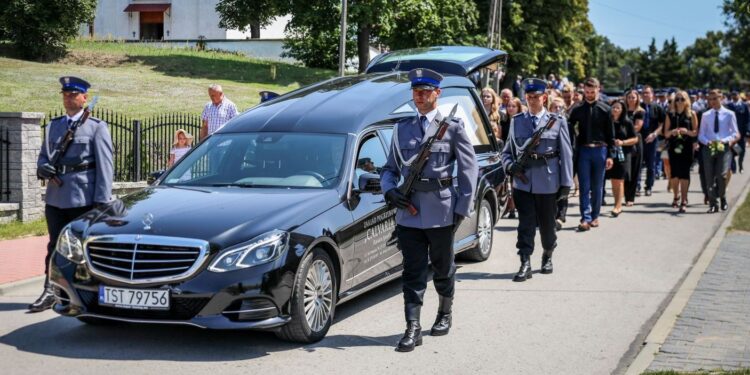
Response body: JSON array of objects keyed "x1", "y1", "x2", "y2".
[
  {"x1": 437, "y1": 87, "x2": 492, "y2": 150},
  {"x1": 393, "y1": 87, "x2": 494, "y2": 153},
  {"x1": 354, "y1": 133, "x2": 387, "y2": 190}
]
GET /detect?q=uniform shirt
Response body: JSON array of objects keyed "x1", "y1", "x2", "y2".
[
  {"x1": 381, "y1": 111, "x2": 478, "y2": 229},
  {"x1": 202, "y1": 98, "x2": 238, "y2": 135},
  {"x1": 38, "y1": 114, "x2": 114, "y2": 209},
  {"x1": 568, "y1": 99, "x2": 614, "y2": 150},
  {"x1": 501, "y1": 111, "x2": 574, "y2": 194},
  {"x1": 727, "y1": 100, "x2": 750, "y2": 135},
  {"x1": 698, "y1": 106, "x2": 739, "y2": 146}
]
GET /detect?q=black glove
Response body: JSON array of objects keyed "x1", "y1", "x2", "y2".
[
  {"x1": 37, "y1": 163, "x2": 57, "y2": 179},
  {"x1": 506, "y1": 162, "x2": 524, "y2": 176},
  {"x1": 556, "y1": 186, "x2": 571, "y2": 201},
  {"x1": 453, "y1": 213, "x2": 465, "y2": 233},
  {"x1": 385, "y1": 189, "x2": 411, "y2": 209}
]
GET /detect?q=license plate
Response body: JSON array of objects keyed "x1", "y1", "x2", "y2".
[{"x1": 98, "y1": 285, "x2": 170, "y2": 310}]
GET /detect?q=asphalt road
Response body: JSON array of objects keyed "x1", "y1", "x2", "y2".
[{"x1": 2, "y1": 169, "x2": 748, "y2": 375}]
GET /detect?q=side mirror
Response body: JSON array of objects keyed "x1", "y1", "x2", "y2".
[
  {"x1": 147, "y1": 170, "x2": 165, "y2": 185},
  {"x1": 358, "y1": 173, "x2": 382, "y2": 193}
]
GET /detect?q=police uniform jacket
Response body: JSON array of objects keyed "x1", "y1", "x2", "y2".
[
  {"x1": 37, "y1": 114, "x2": 114, "y2": 209},
  {"x1": 501, "y1": 110, "x2": 574, "y2": 194},
  {"x1": 381, "y1": 112, "x2": 478, "y2": 229},
  {"x1": 727, "y1": 101, "x2": 750, "y2": 135}
]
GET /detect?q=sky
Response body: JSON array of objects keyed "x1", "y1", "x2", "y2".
[{"x1": 588, "y1": 0, "x2": 727, "y2": 51}]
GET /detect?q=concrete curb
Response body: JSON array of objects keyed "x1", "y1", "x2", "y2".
[
  {"x1": 624, "y1": 178, "x2": 750, "y2": 375},
  {"x1": 0, "y1": 275, "x2": 44, "y2": 296}
]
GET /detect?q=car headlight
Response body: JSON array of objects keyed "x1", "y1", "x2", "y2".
[
  {"x1": 208, "y1": 230, "x2": 289, "y2": 272},
  {"x1": 56, "y1": 226, "x2": 85, "y2": 264}
]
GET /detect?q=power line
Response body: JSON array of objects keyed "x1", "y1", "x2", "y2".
[{"x1": 590, "y1": 0, "x2": 702, "y2": 35}]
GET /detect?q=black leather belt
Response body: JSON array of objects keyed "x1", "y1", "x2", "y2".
[
  {"x1": 582, "y1": 142, "x2": 607, "y2": 148},
  {"x1": 58, "y1": 162, "x2": 96, "y2": 175},
  {"x1": 529, "y1": 151, "x2": 560, "y2": 160},
  {"x1": 412, "y1": 177, "x2": 453, "y2": 192}
]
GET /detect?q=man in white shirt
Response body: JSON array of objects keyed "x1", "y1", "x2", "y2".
[
  {"x1": 200, "y1": 84, "x2": 238, "y2": 139},
  {"x1": 698, "y1": 89, "x2": 740, "y2": 213}
]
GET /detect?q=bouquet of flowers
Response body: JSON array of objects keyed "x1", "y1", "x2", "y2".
[{"x1": 708, "y1": 140, "x2": 725, "y2": 156}]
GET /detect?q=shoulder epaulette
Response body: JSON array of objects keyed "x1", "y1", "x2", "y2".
[
  {"x1": 51, "y1": 115, "x2": 64, "y2": 121},
  {"x1": 512, "y1": 112, "x2": 525, "y2": 119},
  {"x1": 88, "y1": 117, "x2": 102, "y2": 123}
]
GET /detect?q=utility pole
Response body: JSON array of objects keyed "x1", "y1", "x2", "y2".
[
  {"x1": 484, "y1": 0, "x2": 498, "y2": 88},
  {"x1": 339, "y1": 0, "x2": 347, "y2": 77},
  {"x1": 493, "y1": 0, "x2": 503, "y2": 92}
]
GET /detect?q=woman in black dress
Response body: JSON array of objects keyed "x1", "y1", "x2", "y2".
[
  {"x1": 624, "y1": 90, "x2": 645, "y2": 207},
  {"x1": 608, "y1": 100, "x2": 638, "y2": 217},
  {"x1": 664, "y1": 90, "x2": 699, "y2": 213}
]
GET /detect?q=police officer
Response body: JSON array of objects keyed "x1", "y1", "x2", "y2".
[
  {"x1": 381, "y1": 68, "x2": 477, "y2": 352},
  {"x1": 501, "y1": 78, "x2": 574, "y2": 282},
  {"x1": 29, "y1": 76, "x2": 114, "y2": 312}
]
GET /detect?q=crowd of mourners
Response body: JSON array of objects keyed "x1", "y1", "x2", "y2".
[{"x1": 481, "y1": 75, "x2": 748, "y2": 230}]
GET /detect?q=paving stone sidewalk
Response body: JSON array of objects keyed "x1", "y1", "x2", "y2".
[{"x1": 648, "y1": 231, "x2": 750, "y2": 372}]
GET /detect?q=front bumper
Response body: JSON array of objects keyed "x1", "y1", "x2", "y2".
[{"x1": 49, "y1": 252, "x2": 295, "y2": 330}]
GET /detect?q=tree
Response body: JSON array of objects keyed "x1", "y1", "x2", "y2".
[
  {"x1": 683, "y1": 31, "x2": 729, "y2": 89},
  {"x1": 479, "y1": 0, "x2": 593, "y2": 86},
  {"x1": 654, "y1": 38, "x2": 687, "y2": 88},
  {"x1": 378, "y1": 0, "x2": 481, "y2": 51},
  {"x1": 217, "y1": 0, "x2": 481, "y2": 71},
  {"x1": 216, "y1": 0, "x2": 290, "y2": 39},
  {"x1": 722, "y1": 0, "x2": 750, "y2": 88},
  {"x1": 1, "y1": 0, "x2": 97, "y2": 61}
]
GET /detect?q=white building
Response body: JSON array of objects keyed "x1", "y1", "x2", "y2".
[{"x1": 83, "y1": 0, "x2": 289, "y2": 41}]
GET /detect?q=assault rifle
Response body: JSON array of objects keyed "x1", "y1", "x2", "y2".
[
  {"x1": 510, "y1": 115, "x2": 558, "y2": 184},
  {"x1": 398, "y1": 104, "x2": 458, "y2": 216},
  {"x1": 47, "y1": 96, "x2": 99, "y2": 186}
]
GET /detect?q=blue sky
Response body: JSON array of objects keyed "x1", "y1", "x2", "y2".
[{"x1": 588, "y1": 0, "x2": 727, "y2": 51}]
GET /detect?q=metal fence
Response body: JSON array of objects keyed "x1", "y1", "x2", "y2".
[
  {"x1": 0, "y1": 127, "x2": 10, "y2": 202},
  {"x1": 44, "y1": 109, "x2": 203, "y2": 182}
]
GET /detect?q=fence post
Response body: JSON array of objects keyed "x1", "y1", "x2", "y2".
[
  {"x1": 133, "y1": 120, "x2": 142, "y2": 182},
  {"x1": 0, "y1": 112, "x2": 45, "y2": 222}
]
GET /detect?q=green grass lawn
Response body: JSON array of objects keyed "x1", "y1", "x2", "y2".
[
  {"x1": 729, "y1": 188, "x2": 750, "y2": 232},
  {"x1": 0, "y1": 40, "x2": 335, "y2": 118},
  {"x1": 0, "y1": 219, "x2": 47, "y2": 240}
]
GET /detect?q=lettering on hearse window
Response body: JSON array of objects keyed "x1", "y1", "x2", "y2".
[{"x1": 362, "y1": 208, "x2": 397, "y2": 265}]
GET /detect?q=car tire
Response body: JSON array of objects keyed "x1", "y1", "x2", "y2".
[
  {"x1": 276, "y1": 248, "x2": 337, "y2": 343},
  {"x1": 459, "y1": 199, "x2": 494, "y2": 262}
]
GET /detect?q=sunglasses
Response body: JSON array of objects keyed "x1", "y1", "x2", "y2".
[{"x1": 674, "y1": 98, "x2": 686, "y2": 102}]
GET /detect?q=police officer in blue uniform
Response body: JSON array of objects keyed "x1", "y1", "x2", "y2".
[
  {"x1": 501, "y1": 78, "x2": 574, "y2": 282},
  {"x1": 381, "y1": 68, "x2": 478, "y2": 352},
  {"x1": 29, "y1": 76, "x2": 114, "y2": 312}
]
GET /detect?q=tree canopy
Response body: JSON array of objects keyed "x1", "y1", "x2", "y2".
[{"x1": 1, "y1": 0, "x2": 97, "y2": 61}]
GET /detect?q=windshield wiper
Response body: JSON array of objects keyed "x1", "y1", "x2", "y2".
[{"x1": 210, "y1": 182, "x2": 257, "y2": 188}]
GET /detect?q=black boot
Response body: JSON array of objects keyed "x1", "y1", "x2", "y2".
[
  {"x1": 430, "y1": 296, "x2": 452, "y2": 336},
  {"x1": 513, "y1": 254, "x2": 532, "y2": 282},
  {"x1": 28, "y1": 281, "x2": 56, "y2": 313},
  {"x1": 541, "y1": 249, "x2": 554, "y2": 274},
  {"x1": 396, "y1": 304, "x2": 422, "y2": 352}
]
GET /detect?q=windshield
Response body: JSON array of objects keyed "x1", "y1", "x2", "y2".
[{"x1": 162, "y1": 132, "x2": 347, "y2": 189}]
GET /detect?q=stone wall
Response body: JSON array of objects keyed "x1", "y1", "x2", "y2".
[{"x1": 0, "y1": 112, "x2": 45, "y2": 222}]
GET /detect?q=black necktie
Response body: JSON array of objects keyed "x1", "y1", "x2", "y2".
[
  {"x1": 532, "y1": 116, "x2": 538, "y2": 128},
  {"x1": 67, "y1": 118, "x2": 72, "y2": 128},
  {"x1": 713, "y1": 110, "x2": 719, "y2": 134},
  {"x1": 419, "y1": 116, "x2": 427, "y2": 138}
]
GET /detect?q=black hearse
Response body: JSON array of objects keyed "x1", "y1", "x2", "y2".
[{"x1": 49, "y1": 46, "x2": 508, "y2": 343}]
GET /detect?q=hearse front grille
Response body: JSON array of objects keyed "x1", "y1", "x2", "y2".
[{"x1": 84, "y1": 235, "x2": 209, "y2": 284}]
